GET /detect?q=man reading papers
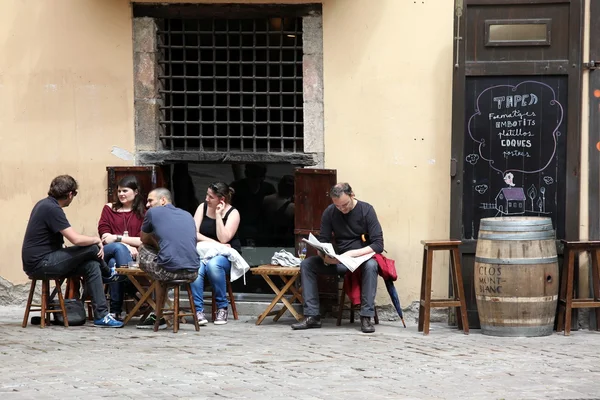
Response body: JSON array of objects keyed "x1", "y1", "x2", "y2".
[{"x1": 291, "y1": 182, "x2": 384, "y2": 333}]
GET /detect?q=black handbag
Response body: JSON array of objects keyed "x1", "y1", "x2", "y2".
[{"x1": 50, "y1": 299, "x2": 87, "y2": 326}]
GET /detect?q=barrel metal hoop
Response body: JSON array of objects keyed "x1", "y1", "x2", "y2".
[
  {"x1": 479, "y1": 318, "x2": 555, "y2": 324},
  {"x1": 478, "y1": 232, "x2": 555, "y2": 240},
  {"x1": 475, "y1": 256, "x2": 558, "y2": 265},
  {"x1": 476, "y1": 295, "x2": 558, "y2": 302},
  {"x1": 480, "y1": 218, "x2": 552, "y2": 227},
  {"x1": 479, "y1": 225, "x2": 553, "y2": 232}
]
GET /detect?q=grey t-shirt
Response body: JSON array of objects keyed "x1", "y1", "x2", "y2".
[{"x1": 141, "y1": 204, "x2": 200, "y2": 271}]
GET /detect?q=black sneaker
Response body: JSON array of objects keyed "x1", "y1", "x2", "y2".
[{"x1": 136, "y1": 313, "x2": 167, "y2": 330}]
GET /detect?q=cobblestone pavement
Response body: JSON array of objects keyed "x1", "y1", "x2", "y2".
[{"x1": 1, "y1": 305, "x2": 600, "y2": 399}]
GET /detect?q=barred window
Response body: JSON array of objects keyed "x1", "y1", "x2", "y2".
[{"x1": 157, "y1": 18, "x2": 304, "y2": 153}]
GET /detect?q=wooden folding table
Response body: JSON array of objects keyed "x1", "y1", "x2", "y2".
[
  {"x1": 251, "y1": 265, "x2": 303, "y2": 325},
  {"x1": 114, "y1": 267, "x2": 160, "y2": 325}
]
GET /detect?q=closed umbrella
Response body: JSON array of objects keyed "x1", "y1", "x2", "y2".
[{"x1": 385, "y1": 279, "x2": 406, "y2": 327}]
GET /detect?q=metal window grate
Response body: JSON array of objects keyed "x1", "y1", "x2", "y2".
[{"x1": 157, "y1": 18, "x2": 304, "y2": 152}]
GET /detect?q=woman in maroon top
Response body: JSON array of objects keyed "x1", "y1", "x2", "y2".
[{"x1": 97, "y1": 175, "x2": 145, "y2": 320}]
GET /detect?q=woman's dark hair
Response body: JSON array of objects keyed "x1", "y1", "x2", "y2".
[
  {"x1": 48, "y1": 175, "x2": 78, "y2": 200},
  {"x1": 113, "y1": 175, "x2": 145, "y2": 218},
  {"x1": 208, "y1": 182, "x2": 235, "y2": 204}
]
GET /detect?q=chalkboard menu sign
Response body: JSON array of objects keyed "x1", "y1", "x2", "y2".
[{"x1": 462, "y1": 76, "x2": 567, "y2": 239}]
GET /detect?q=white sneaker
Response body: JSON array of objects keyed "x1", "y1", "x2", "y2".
[
  {"x1": 196, "y1": 311, "x2": 208, "y2": 326},
  {"x1": 214, "y1": 308, "x2": 228, "y2": 325}
]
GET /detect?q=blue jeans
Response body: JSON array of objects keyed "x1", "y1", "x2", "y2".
[
  {"x1": 190, "y1": 256, "x2": 232, "y2": 312},
  {"x1": 103, "y1": 243, "x2": 133, "y2": 314}
]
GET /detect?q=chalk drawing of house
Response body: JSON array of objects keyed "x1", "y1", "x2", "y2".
[{"x1": 495, "y1": 187, "x2": 526, "y2": 215}]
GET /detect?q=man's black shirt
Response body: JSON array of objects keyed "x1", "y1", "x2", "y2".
[
  {"x1": 318, "y1": 200, "x2": 384, "y2": 254},
  {"x1": 22, "y1": 197, "x2": 71, "y2": 272}
]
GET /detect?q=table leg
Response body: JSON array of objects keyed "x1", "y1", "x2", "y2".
[
  {"x1": 122, "y1": 280, "x2": 158, "y2": 325},
  {"x1": 255, "y1": 274, "x2": 298, "y2": 325},
  {"x1": 273, "y1": 276, "x2": 303, "y2": 322},
  {"x1": 261, "y1": 275, "x2": 302, "y2": 323}
]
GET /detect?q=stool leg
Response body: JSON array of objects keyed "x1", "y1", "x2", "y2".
[
  {"x1": 211, "y1": 289, "x2": 216, "y2": 322},
  {"x1": 556, "y1": 247, "x2": 569, "y2": 333},
  {"x1": 173, "y1": 285, "x2": 180, "y2": 333},
  {"x1": 154, "y1": 282, "x2": 166, "y2": 332},
  {"x1": 374, "y1": 307, "x2": 379, "y2": 325},
  {"x1": 451, "y1": 248, "x2": 469, "y2": 334},
  {"x1": 186, "y1": 284, "x2": 200, "y2": 332},
  {"x1": 55, "y1": 280, "x2": 69, "y2": 327},
  {"x1": 450, "y1": 253, "x2": 462, "y2": 331},
  {"x1": 41, "y1": 280, "x2": 49, "y2": 328},
  {"x1": 227, "y1": 280, "x2": 238, "y2": 320},
  {"x1": 564, "y1": 248, "x2": 576, "y2": 336},
  {"x1": 337, "y1": 278, "x2": 346, "y2": 326},
  {"x1": 420, "y1": 248, "x2": 434, "y2": 335},
  {"x1": 591, "y1": 250, "x2": 600, "y2": 331},
  {"x1": 418, "y1": 248, "x2": 427, "y2": 332},
  {"x1": 22, "y1": 280, "x2": 36, "y2": 328}
]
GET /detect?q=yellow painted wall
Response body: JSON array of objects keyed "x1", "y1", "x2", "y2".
[
  {"x1": 0, "y1": 0, "x2": 134, "y2": 283},
  {"x1": 322, "y1": 0, "x2": 455, "y2": 303},
  {"x1": 2, "y1": 0, "x2": 455, "y2": 307}
]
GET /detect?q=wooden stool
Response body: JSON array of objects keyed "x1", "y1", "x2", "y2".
[
  {"x1": 418, "y1": 240, "x2": 469, "y2": 335},
  {"x1": 22, "y1": 278, "x2": 69, "y2": 328},
  {"x1": 154, "y1": 280, "x2": 199, "y2": 333},
  {"x1": 336, "y1": 276, "x2": 379, "y2": 326},
  {"x1": 556, "y1": 240, "x2": 600, "y2": 335},
  {"x1": 210, "y1": 278, "x2": 238, "y2": 321}
]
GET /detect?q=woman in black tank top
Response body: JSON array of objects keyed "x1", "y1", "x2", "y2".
[{"x1": 190, "y1": 182, "x2": 241, "y2": 325}]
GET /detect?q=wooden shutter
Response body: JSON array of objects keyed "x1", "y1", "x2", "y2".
[
  {"x1": 294, "y1": 168, "x2": 337, "y2": 249},
  {"x1": 294, "y1": 168, "x2": 338, "y2": 310}
]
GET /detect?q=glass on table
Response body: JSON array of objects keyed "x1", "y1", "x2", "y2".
[
  {"x1": 298, "y1": 242, "x2": 307, "y2": 261},
  {"x1": 127, "y1": 261, "x2": 139, "y2": 269}
]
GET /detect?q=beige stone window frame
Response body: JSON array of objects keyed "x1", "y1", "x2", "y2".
[{"x1": 133, "y1": 12, "x2": 324, "y2": 168}]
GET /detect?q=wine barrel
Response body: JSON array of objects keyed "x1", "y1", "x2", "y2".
[{"x1": 474, "y1": 217, "x2": 558, "y2": 337}]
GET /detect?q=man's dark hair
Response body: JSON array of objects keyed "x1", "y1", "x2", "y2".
[
  {"x1": 245, "y1": 163, "x2": 267, "y2": 179},
  {"x1": 48, "y1": 175, "x2": 78, "y2": 200},
  {"x1": 277, "y1": 175, "x2": 295, "y2": 199},
  {"x1": 329, "y1": 182, "x2": 354, "y2": 198}
]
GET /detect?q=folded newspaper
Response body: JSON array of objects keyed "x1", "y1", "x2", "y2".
[{"x1": 302, "y1": 233, "x2": 375, "y2": 272}]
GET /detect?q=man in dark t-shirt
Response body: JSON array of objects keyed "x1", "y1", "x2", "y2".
[
  {"x1": 22, "y1": 175, "x2": 123, "y2": 328},
  {"x1": 136, "y1": 187, "x2": 200, "y2": 329},
  {"x1": 291, "y1": 182, "x2": 384, "y2": 334}
]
